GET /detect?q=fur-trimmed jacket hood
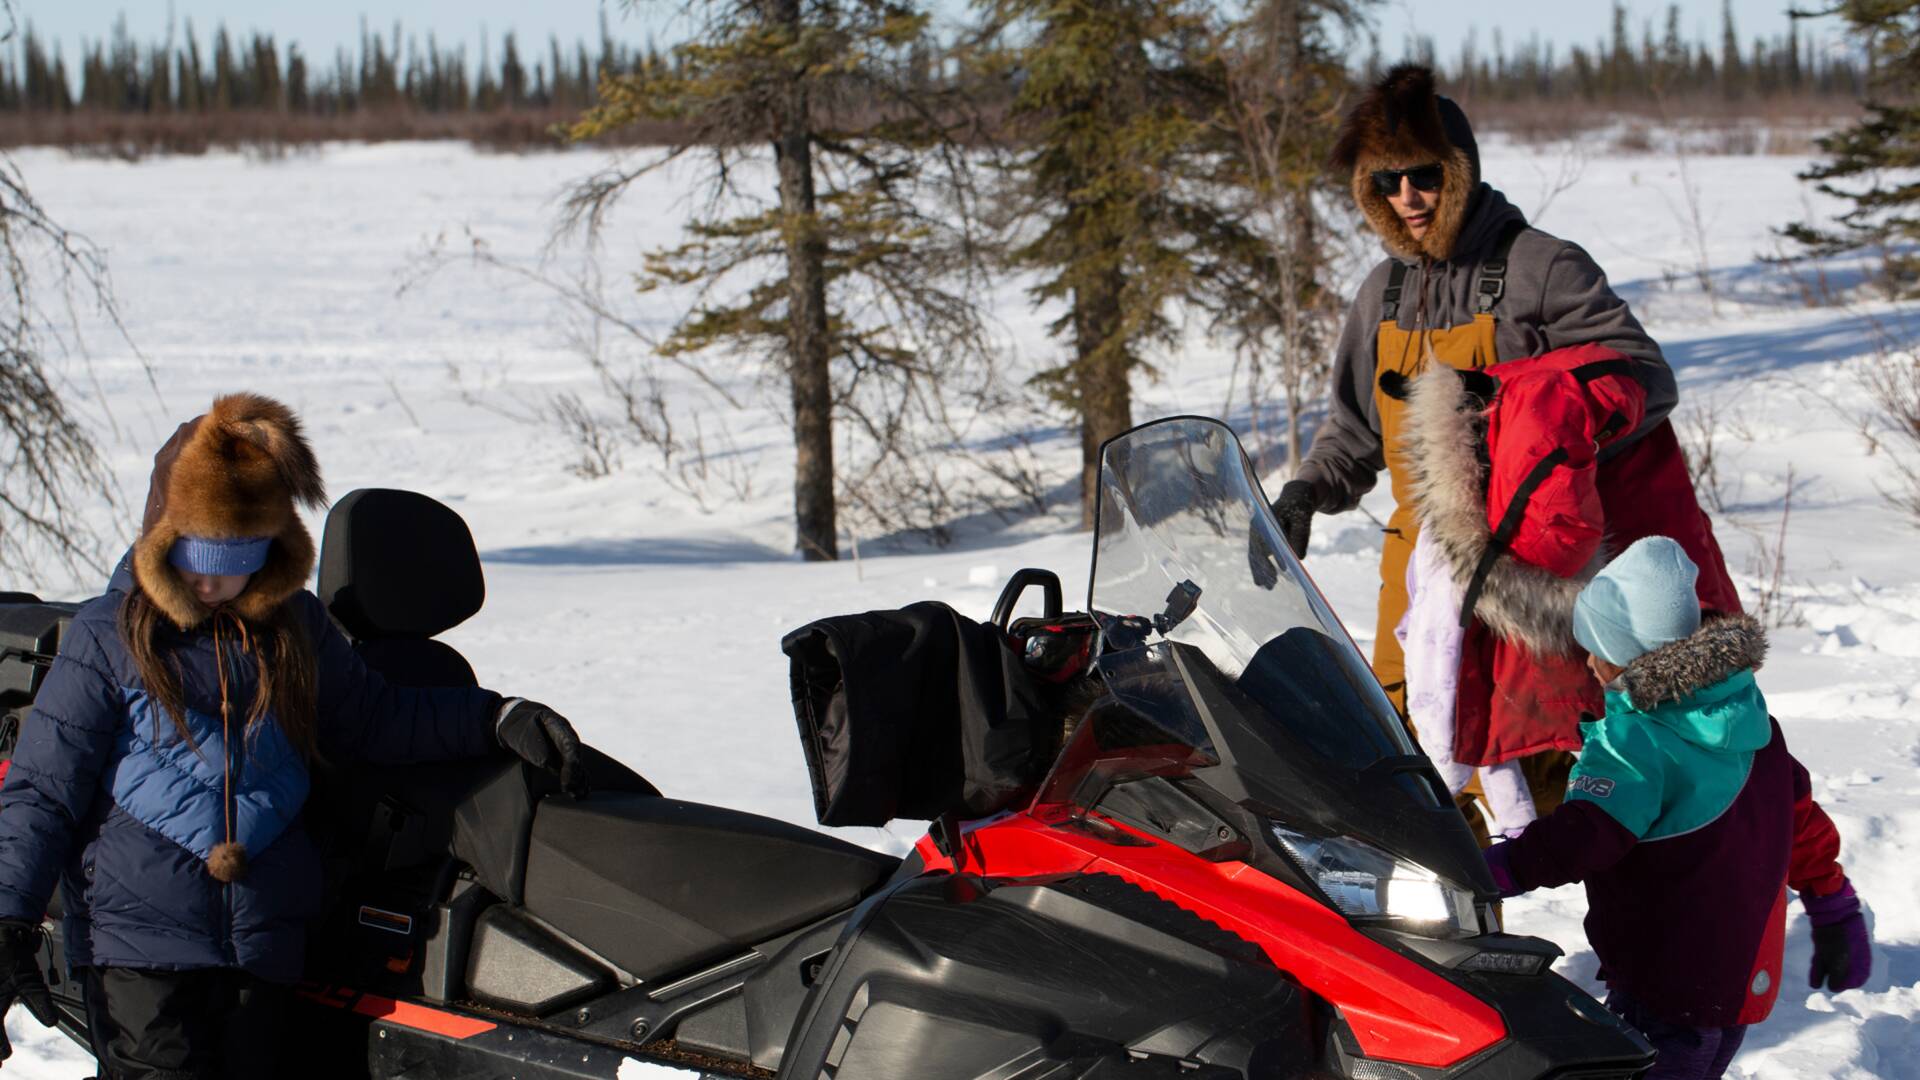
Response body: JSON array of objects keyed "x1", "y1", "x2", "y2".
[
  {"x1": 132, "y1": 393, "x2": 326, "y2": 629},
  {"x1": 1332, "y1": 64, "x2": 1483, "y2": 262},
  {"x1": 1617, "y1": 613, "x2": 1768, "y2": 721},
  {"x1": 1397, "y1": 344, "x2": 1646, "y2": 656}
]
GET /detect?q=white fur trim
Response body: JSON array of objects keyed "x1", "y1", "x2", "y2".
[{"x1": 1399, "y1": 364, "x2": 1599, "y2": 656}]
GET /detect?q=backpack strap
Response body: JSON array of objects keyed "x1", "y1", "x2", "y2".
[
  {"x1": 1474, "y1": 221, "x2": 1527, "y2": 317},
  {"x1": 1458, "y1": 446, "x2": 1571, "y2": 629},
  {"x1": 1382, "y1": 261, "x2": 1409, "y2": 323},
  {"x1": 1570, "y1": 356, "x2": 1638, "y2": 445}
]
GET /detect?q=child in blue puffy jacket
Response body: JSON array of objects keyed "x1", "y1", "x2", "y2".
[{"x1": 0, "y1": 394, "x2": 589, "y2": 1078}]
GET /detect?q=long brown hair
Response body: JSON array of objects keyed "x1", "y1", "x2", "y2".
[{"x1": 118, "y1": 587, "x2": 321, "y2": 762}]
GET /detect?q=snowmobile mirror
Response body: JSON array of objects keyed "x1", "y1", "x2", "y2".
[
  {"x1": 1151, "y1": 580, "x2": 1202, "y2": 637},
  {"x1": 991, "y1": 568, "x2": 1063, "y2": 632}
]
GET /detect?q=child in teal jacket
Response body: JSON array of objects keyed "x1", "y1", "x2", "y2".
[{"x1": 1485, "y1": 537, "x2": 1870, "y2": 1080}]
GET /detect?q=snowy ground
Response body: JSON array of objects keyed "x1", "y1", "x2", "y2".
[{"x1": 3, "y1": 135, "x2": 1918, "y2": 1077}]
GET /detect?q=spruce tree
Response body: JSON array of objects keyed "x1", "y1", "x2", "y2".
[
  {"x1": 567, "y1": 0, "x2": 990, "y2": 560},
  {"x1": 1785, "y1": 2, "x2": 1920, "y2": 293},
  {"x1": 980, "y1": 0, "x2": 1266, "y2": 524}
]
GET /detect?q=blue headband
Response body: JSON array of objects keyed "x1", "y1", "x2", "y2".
[{"x1": 168, "y1": 536, "x2": 273, "y2": 577}]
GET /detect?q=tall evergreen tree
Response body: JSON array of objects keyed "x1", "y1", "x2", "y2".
[
  {"x1": 501, "y1": 32, "x2": 526, "y2": 108},
  {"x1": 1720, "y1": 0, "x2": 1744, "y2": 98},
  {"x1": 980, "y1": 0, "x2": 1265, "y2": 523},
  {"x1": 567, "y1": 0, "x2": 990, "y2": 560},
  {"x1": 1785, "y1": 2, "x2": 1920, "y2": 293}
]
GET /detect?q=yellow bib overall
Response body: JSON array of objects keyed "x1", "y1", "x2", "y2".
[{"x1": 1369, "y1": 275, "x2": 1497, "y2": 719}]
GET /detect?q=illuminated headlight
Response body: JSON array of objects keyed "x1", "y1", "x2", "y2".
[{"x1": 1270, "y1": 823, "x2": 1480, "y2": 938}]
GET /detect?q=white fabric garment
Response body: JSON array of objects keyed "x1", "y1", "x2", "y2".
[{"x1": 1398, "y1": 532, "x2": 1538, "y2": 837}]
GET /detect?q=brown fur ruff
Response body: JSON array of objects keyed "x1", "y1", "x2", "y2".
[
  {"x1": 1332, "y1": 65, "x2": 1474, "y2": 262},
  {"x1": 1400, "y1": 364, "x2": 1603, "y2": 657},
  {"x1": 1618, "y1": 614, "x2": 1766, "y2": 709},
  {"x1": 132, "y1": 394, "x2": 326, "y2": 630}
]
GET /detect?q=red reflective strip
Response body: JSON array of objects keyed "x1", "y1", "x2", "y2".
[{"x1": 354, "y1": 994, "x2": 497, "y2": 1039}]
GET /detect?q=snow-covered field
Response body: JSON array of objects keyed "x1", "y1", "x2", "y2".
[{"x1": 4, "y1": 135, "x2": 1918, "y2": 1077}]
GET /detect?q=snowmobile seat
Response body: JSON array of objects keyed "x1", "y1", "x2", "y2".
[
  {"x1": 312, "y1": 488, "x2": 657, "y2": 909},
  {"x1": 523, "y1": 794, "x2": 899, "y2": 981}
]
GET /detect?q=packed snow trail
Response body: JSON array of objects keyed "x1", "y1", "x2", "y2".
[{"x1": 3, "y1": 137, "x2": 1917, "y2": 1078}]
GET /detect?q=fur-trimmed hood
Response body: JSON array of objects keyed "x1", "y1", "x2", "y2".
[
  {"x1": 1618, "y1": 614, "x2": 1767, "y2": 715},
  {"x1": 1397, "y1": 344, "x2": 1650, "y2": 656},
  {"x1": 1331, "y1": 64, "x2": 1481, "y2": 262},
  {"x1": 132, "y1": 393, "x2": 326, "y2": 630},
  {"x1": 1401, "y1": 363, "x2": 1601, "y2": 656}
]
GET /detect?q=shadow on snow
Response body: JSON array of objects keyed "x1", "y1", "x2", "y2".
[{"x1": 482, "y1": 535, "x2": 786, "y2": 567}]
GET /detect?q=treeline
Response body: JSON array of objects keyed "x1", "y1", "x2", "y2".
[
  {"x1": 0, "y1": 5, "x2": 1867, "y2": 153},
  {"x1": 1, "y1": 17, "x2": 648, "y2": 115},
  {"x1": 1401, "y1": 1, "x2": 1863, "y2": 107}
]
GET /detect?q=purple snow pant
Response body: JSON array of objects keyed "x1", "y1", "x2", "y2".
[{"x1": 1606, "y1": 990, "x2": 1748, "y2": 1080}]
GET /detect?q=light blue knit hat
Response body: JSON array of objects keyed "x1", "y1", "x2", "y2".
[
  {"x1": 1572, "y1": 536, "x2": 1702, "y2": 667},
  {"x1": 168, "y1": 535, "x2": 273, "y2": 576}
]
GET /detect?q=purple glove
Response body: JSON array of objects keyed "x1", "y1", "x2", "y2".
[
  {"x1": 1803, "y1": 880, "x2": 1871, "y2": 992},
  {"x1": 1484, "y1": 842, "x2": 1523, "y2": 899}
]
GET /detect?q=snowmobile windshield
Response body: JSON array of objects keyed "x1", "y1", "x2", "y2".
[{"x1": 1042, "y1": 417, "x2": 1493, "y2": 905}]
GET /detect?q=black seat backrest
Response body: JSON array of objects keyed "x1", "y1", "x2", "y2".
[{"x1": 320, "y1": 488, "x2": 485, "y2": 687}]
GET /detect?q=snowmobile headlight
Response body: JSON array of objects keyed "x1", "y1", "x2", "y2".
[{"x1": 1270, "y1": 823, "x2": 1480, "y2": 938}]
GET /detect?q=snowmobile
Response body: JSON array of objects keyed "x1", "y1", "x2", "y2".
[{"x1": 0, "y1": 416, "x2": 1656, "y2": 1079}]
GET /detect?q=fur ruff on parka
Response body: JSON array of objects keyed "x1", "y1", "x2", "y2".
[
  {"x1": 1619, "y1": 612, "x2": 1767, "y2": 709},
  {"x1": 1331, "y1": 64, "x2": 1477, "y2": 262},
  {"x1": 1401, "y1": 364, "x2": 1601, "y2": 658},
  {"x1": 132, "y1": 393, "x2": 326, "y2": 631}
]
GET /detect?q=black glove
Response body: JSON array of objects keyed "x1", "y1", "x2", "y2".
[
  {"x1": 1269, "y1": 480, "x2": 1316, "y2": 559},
  {"x1": 0, "y1": 919, "x2": 56, "y2": 1062},
  {"x1": 497, "y1": 701, "x2": 590, "y2": 798}
]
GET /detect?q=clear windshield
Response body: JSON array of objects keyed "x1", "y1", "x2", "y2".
[
  {"x1": 1037, "y1": 417, "x2": 1487, "y2": 896},
  {"x1": 1087, "y1": 416, "x2": 1413, "y2": 767}
]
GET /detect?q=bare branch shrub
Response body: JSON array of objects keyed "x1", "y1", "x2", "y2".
[
  {"x1": 1739, "y1": 465, "x2": 1804, "y2": 629},
  {"x1": 0, "y1": 142, "x2": 136, "y2": 581},
  {"x1": 1676, "y1": 399, "x2": 1742, "y2": 513},
  {"x1": 1527, "y1": 141, "x2": 1589, "y2": 228},
  {"x1": 1215, "y1": 2, "x2": 1362, "y2": 477},
  {"x1": 547, "y1": 392, "x2": 622, "y2": 479},
  {"x1": 1860, "y1": 338, "x2": 1920, "y2": 526}
]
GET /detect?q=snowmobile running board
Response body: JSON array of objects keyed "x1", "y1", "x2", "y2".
[{"x1": 301, "y1": 984, "x2": 743, "y2": 1079}]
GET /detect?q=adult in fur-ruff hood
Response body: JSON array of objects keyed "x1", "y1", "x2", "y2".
[
  {"x1": 132, "y1": 392, "x2": 327, "y2": 629},
  {"x1": 1270, "y1": 64, "x2": 1712, "y2": 837},
  {"x1": 1332, "y1": 64, "x2": 1481, "y2": 262}
]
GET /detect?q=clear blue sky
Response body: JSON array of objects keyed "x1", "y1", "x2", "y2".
[{"x1": 15, "y1": 1, "x2": 1844, "y2": 69}]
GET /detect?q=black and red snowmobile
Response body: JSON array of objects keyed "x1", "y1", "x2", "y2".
[{"x1": 0, "y1": 416, "x2": 1654, "y2": 1079}]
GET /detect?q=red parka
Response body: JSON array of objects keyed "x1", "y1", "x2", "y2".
[{"x1": 1399, "y1": 343, "x2": 1742, "y2": 766}]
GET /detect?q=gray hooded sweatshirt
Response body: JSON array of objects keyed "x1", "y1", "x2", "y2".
[{"x1": 1296, "y1": 184, "x2": 1675, "y2": 514}]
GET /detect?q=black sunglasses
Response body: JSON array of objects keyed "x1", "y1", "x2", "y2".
[{"x1": 1369, "y1": 164, "x2": 1445, "y2": 197}]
